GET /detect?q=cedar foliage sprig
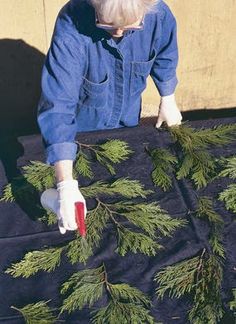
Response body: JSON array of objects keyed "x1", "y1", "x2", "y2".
[
  {"x1": 75, "y1": 139, "x2": 133, "y2": 177},
  {"x1": 60, "y1": 264, "x2": 155, "y2": 323},
  {"x1": 155, "y1": 250, "x2": 224, "y2": 324},
  {"x1": 11, "y1": 300, "x2": 58, "y2": 324},
  {"x1": 169, "y1": 124, "x2": 236, "y2": 188},
  {"x1": 218, "y1": 156, "x2": 236, "y2": 214},
  {"x1": 195, "y1": 197, "x2": 225, "y2": 258},
  {"x1": 5, "y1": 247, "x2": 64, "y2": 278},
  {"x1": 148, "y1": 148, "x2": 177, "y2": 191},
  {"x1": 229, "y1": 289, "x2": 236, "y2": 313}
]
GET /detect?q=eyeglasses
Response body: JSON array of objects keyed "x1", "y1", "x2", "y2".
[{"x1": 95, "y1": 12, "x2": 144, "y2": 31}]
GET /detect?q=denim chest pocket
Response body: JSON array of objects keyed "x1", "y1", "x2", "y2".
[
  {"x1": 130, "y1": 50, "x2": 157, "y2": 96},
  {"x1": 80, "y1": 74, "x2": 109, "y2": 108}
]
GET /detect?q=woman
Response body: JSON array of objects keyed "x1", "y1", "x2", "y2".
[{"x1": 38, "y1": 0, "x2": 182, "y2": 234}]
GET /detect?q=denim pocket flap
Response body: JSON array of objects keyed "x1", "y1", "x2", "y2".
[
  {"x1": 82, "y1": 74, "x2": 109, "y2": 95},
  {"x1": 131, "y1": 50, "x2": 157, "y2": 76}
]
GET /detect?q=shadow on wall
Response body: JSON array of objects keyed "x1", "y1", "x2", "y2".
[{"x1": 0, "y1": 39, "x2": 45, "y2": 181}]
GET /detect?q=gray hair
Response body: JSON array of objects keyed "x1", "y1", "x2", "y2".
[{"x1": 89, "y1": 0, "x2": 158, "y2": 27}]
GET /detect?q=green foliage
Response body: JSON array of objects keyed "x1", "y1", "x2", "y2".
[
  {"x1": 229, "y1": 289, "x2": 236, "y2": 312},
  {"x1": 38, "y1": 209, "x2": 57, "y2": 225},
  {"x1": 60, "y1": 264, "x2": 155, "y2": 324},
  {"x1": 149, "y1": 148, "x2": 177, "y2": 191},
  {"x1": 75, "y1": 139, "x2": 133, "y2": 176},
  {"x1": 219, "y1": 184, "x2": 236, "y2": 214},
  {"x1": 22, "y1": 161, "x2": 55, "y2": 191},
  {"x1": 60, "y1": 266, "x2": 105, "y2": 314},
  {"x1": 218, "y1": 156, "x2": 236, "y2": 179},
  {"x1": 218, "y1": 156, "x2": 236, "y2": 215},
  {"x1": 195, "y1": 197, "x2": 224, "y2": 225},
  {"x1": 116, "y1": 227, "x2": 163, "y2": 256},
  {"x1": 195, "y1": 197, "x2": 225, "y2": 258},
  {"x1": 155, "y1": 251, "x2": 224, "y2": 324},
  {"x1": 118, "y1": 202, "x2": 187, "y2": 238},
  {"x1": 5, "y1": 247, "x2": 64, "y2": 278},
  {"x1": 81, "y1": 177, "x2": 152, "y2": 199},
  {"x1": 169, "y1": 124, "x2": 236, "y2": 188},
  {"x1": 92, "y1": 301, "x2": 155, "y2": 324},
  {"x1": 11, "y1": 300, "x2": 57, "y2": 324},
  {"x1": 74, "y1": 151, "x2": 94, "y2": 179},
  {"x1": 188, "y1": 255, "x2": 224, "y2": 324},
  {"x1": 109, "y1": 283, "x2": 151, "y2": 307},
  {"x1": 0, "y1": 176, "x2": 37, "y2": 203},
  {"x1": 66, "y1": 236, "x2": 94, "y2": 265},
  {"x1": 155, "y1": 255, "x2": 200, "y2": 299}
]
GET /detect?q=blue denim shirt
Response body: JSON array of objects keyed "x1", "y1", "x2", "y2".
[{"x1": 37, "y1": 0, "x2": 178, "y2": 165}]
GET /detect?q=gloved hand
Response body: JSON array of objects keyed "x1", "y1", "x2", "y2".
[
  {"x1": 155, "y1": 94, "x2": 182, "y2": 128},
  {"x1": 56, "y1": 179, "x2": 87, "y2": 234}
]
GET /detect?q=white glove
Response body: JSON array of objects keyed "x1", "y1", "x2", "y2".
[
  {"x1": 155, "y1": 94, "x2": 182, "y2": 128},
  {"x1": 56, "y1": 179, "x2": 87, "y2": 234}
]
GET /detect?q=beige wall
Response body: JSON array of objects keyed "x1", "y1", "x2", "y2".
[{"x1": 0, "y1": 0, "x2": 236, "y2": 118}]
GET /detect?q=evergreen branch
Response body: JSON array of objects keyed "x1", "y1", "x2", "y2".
[
  {"x1": 60, "y1": 265, "x2": 104, "y2": 314},
  {"x1": 81, "y1": 178, "x2": 152, "y2": 199},
  {"x1": 229, "y1": 289, "x2": 236, "y2": 312},
  {"x1": 66, "y1": 236, "x2": 93, "y2": 265},
  {"x1": 11, "y1": 300, "x2": 58, "y2": 324},
  {"x1": 169, "y1": 124, "x2": 236, "y2": 188},
  {"x1": 149, "y1": 148, "x2": 177, "y2": 191},
  {"x1": 66, "y1": 204, "x2": 110, "y2": 264},
  {"x1": 76, "y1": 139, "x2": 133, "y2": 175},
  {"x1": 155, "y1": 255, "x2": 200, "y2": 299},
  {"x1": 218, "y1": 156, "x2": 236, "y2": 179},
  {"x1": 74, "y1": 151, "x2": 94, "y2": 179},
  {"x1": 0, "y1": 176, "x2": 38, "y2": 203},
  {"x1": 209, "y1": 227, "x2": 225, "y2": 259},
  {"x1": 5, "y1": 247, "x2": 64, "y2": 278},
  {"x1": 109, "y1": 283, "x2": 151, "y2": 307},
  {"x1": 116, "y1": 227, "x2": 163, "y2": 256},
  {"x1": 155, "y1": 251, "x2": 224, "y2": 324},
  {"x1": 92, "y1": 301, "x2": 155, "y2": 324},
  {"x1": 188, "y1": 255, "x2": 224, "y2": 324},
  {"x1": 120, "y1": 202, "x2": 187, "y2": 238},
  {"x1": 98, "y1": 140, "x2": 133, "y2": 163},
  {"x1": 38, "y1": 209, "x2": 57, "y2": 225},
  {"x1": 219, "y1": 184, "x2": 236, "y2": 213},
  {"x1": 22, "y1": 161, "x2": 55, "y2": 191},
  {"x1": 195, "y1": 197, "x2": 224, "y2": 225}
]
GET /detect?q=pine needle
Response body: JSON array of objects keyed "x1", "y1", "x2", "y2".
[
  {"x1": 116, "y1": 227, "x2": 163, "y2": 256},
  {"x1": 11, "y1": 300, "x2": 57, "y2": 324},
  {"x1": 149, "y1": 148, "x2": 177, "y2": 191},
  {"x1": 5, "y1": 247, "x2": 64, "y2": 278}
]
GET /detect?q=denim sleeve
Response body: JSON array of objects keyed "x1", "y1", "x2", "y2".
[
  {"x1": 37, "y1": 34, "x2": 85, "y2": 165},
  {"x1": 150, "y1": 6, "x2": 179, "y2": 96}
]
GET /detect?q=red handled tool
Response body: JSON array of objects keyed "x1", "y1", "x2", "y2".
[{"x1": 75, "y1": 202, "x2": 86, "y2": 237}]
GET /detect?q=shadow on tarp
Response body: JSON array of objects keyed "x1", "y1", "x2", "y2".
[{"x1": 0, "y1": 39, "x2": 45, "y2": 181}]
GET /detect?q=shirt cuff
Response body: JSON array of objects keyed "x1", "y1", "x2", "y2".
[
  {"x1": 155, "y1": 76, "x2": 178, "y2": 97},
  {"x1": 46, "y1": 142, "x2": 78, "y2": 165}
]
